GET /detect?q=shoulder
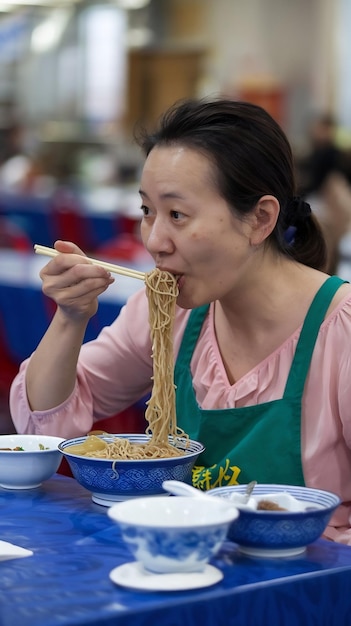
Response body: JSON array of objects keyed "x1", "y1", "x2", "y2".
[
  {"x1": 320, "y1": 283, "x2": 351, "y2": 348},
  {"x1": 325, "y1": 279, "x2": 351, "y2": 319}
]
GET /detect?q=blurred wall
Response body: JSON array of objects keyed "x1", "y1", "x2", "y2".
[
  {"x1": 197, "y1": 0, "x2": 339, "y2": 147},
  {"x1": 0, "y1": 0, "x2": 347, "y2": 156}
]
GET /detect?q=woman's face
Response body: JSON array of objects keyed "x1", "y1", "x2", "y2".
[{"x1": 139, "y1": 145, "x2": 254, "y2": 309}]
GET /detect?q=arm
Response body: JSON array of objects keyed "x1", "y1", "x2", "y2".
[
  {"x1": 9, "y1": 288, "x2": 158, "y2": 437},
  {"x1": 24, "y1": 239, "x2": 114, "y2": 411}
]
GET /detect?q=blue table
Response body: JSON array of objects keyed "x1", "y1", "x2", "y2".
[{"x1": 0, "y1": 473, "x2": 351, "y2": 626}]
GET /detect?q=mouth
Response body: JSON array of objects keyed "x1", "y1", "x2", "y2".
[
  {"x1": 174, "y1": 274, "x2": 183, "y2": 291},
  {"x1": 157, "y1": 267, "x2": 180, "y2": 278},
  {"x1": 156, "y1": 267, "x2": 182, "y2": 290}
]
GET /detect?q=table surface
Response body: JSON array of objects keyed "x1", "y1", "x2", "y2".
[{"x1": 0, "y1": 474, "x2": 351, "y2": 626}]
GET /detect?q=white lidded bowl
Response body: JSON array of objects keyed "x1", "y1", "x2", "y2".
[
  {"x1": 108, "y1": 495, "x2": 239, "y2": 574},
  {"x1": 0, "y1": 434, "x2": 64, "y2": 489}
]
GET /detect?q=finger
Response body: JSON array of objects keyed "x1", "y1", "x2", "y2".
[
  {"x1": 43, "y1": 273, "x2": 114, "y2": 301},
  {"x1": 54, "y1": 240, "x2": 85, "y2": 255},
  {"x1": 40, "y1": 253, "x2": 104, "y2": 280}
]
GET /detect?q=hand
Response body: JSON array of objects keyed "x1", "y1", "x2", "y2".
[{"x1": 39, "y1": 240, "x2": 114, "y2": 322}]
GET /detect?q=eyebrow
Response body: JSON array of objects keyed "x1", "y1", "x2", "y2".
[{"x1": 139, "y1": 189, "x2": 186, "y2": 201}]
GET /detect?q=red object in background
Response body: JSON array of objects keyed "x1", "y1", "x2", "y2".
[
  {"x1": 95, "y1": 233, "x2": 146, "y2": 262},
  {"x1": 0, "y1": 217, "x2": 32, "y2": 252},
  {"x1": 93, "y1": 214, "x2": 148, "y2": 263},
  {"x1": 0, "y1": 313, "x2": 19, "y2": 389},
  {"x1": 50, "y1": 190, "x2": 94, "y2": 252},
  {"x1": 0, "y1": 313, "x2": 20, "y2": 432},
  {"x1": 237, "y1": 84, "x2": 286, "y2": 127}
]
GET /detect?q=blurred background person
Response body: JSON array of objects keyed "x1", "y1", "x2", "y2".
[
  {"x1": 296, "y1": 113, "x2": 351, "y2": 274},
  {"x1": 297, "y1": 113, "x2": 345, "y2": 197}
]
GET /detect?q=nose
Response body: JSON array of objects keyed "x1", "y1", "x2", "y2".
[{"x1": 142, "y1": 217, "x2": 174, "y2": 256}]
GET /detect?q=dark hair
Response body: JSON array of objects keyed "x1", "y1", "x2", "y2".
[{"x1": 137, "y1": 98, "x2": 327, "y2": 271}]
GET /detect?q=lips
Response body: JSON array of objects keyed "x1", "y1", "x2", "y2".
[
  {"x1": 157, "y1": 267, "x2": 179, "y2": 279},
  {"x1": 156, "y1": 267, "x2": 182, "y2": 290},
  {"x1": 176, "y1": 275, "x2": 184, "y2": 291}
]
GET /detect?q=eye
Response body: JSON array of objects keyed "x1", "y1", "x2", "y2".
[
  {"x1": 140, "y1": 205, "x2": 150, "y2": 217},
  {"x1": 171, "y1": 210, "x2": 182, "y2": 220}
]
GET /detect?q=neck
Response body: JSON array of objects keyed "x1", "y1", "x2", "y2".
[{"x1": 216, "y1": 257, "x2": 321, "y2": 340}]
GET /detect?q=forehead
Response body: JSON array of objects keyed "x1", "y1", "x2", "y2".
[{"x1": 141, "y1": 145, "x2": 216, "y2": 189}]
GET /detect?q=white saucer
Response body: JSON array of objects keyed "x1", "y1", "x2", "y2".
[
  {"x1": 109, "y1": 561, "x2": 223, "y2": 591},
  {"x1": 92, "y1": 492, "x2": 169, "y2": 507},
  {"x1": 238, "y1": 545, "x2": 306, "y2": 558}
]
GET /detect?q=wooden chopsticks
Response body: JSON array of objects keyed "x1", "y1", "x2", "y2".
[{"x1": 34, "y1": 244, "x2": 146, "y2": 281}]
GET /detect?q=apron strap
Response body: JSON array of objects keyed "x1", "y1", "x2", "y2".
[
  {"x1": 284, "y1": 276, "x2": 346, "y2": 398},
  {"x1": 175, "y1": 305, "x2": 209, "y2": 370}
]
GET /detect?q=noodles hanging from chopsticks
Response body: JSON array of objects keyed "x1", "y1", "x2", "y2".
[
  {"x1": 67, "y1": 268, "x2": 189, "y2": 460},
  {"x1": 144, "y1": 268, "x2": 184, "y2": 449}
]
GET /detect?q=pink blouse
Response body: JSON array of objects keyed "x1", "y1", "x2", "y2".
[{"x1": 10, "y1": 287, "x2": 351, "y2": 545}]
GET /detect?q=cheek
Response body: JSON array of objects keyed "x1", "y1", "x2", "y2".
[
  {"x1": 188, "y1": 231, "x2": 214, "y2": 258},
  {"x1": 140, "y1": 222, "x2": 149, "y2": 245},
  {"x1": 189, "y1": 227, "x2": 215, "y2": 243},
  {"x1": 187, "y1": 235, "x2": 221, "y2": 267}
]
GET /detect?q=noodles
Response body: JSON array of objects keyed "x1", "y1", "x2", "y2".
[
  {"x1": 67, "y1": 435, "x2": 185, "y2": 460},
  {"x1": 144, "y1": 269, "x2": 182, "y2": 448},
  {"x1": 67, "y1": 269, "x2": 189, "y2": 460}
]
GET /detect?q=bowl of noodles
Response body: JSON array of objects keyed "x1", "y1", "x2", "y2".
[
  {"x1": 60, "y1": 268, "x2": 205, "y2": 505},
  {"x1": 58, "y1": 433, "x2": 204, "y2": 506}
]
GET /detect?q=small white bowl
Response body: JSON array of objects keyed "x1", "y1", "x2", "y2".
[
  {"x1": 0, "y1": 434, "x2": 64, "y2": 489},
  {"x1": 108, "y1": 495, "x2": 239, "y2": 574}
]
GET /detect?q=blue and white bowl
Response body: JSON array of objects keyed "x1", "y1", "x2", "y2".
[
  {"x1": 59, "y1": 434, "x2": 204, "y2": 506},
  {"x1": 0, "y1": 434, "x2": 64, "y2": 489},
  {"x1": 108, "y1": 495, "x2": 239, "y2": 574},
  {"x1": 208, "y1": 484, "x2": 341, "y2": 557}
]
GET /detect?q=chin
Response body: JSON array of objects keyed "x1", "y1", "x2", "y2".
[
  {"x1": 177, "y1": 293, "x2": 208, "y2": 310},
  {"x1": 176, "y1": 294, "x2": 194, "y2": 310}
]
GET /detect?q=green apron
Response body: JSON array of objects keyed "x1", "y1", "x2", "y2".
[{"x1": 174, "y1": 276, "x2": 345, "y2": 490}]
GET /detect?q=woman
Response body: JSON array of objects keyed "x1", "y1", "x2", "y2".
[{"x1": 10, "y1": 99, "x2": 351, "y2": 544}]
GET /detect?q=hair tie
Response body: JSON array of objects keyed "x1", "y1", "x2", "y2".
[
  {"x1": 287, "y1": 196, "x2": 312, "y2": 222},
  {"x1": 283, "y1": 197, "x2": 311, "y2": 246},
  {"x1": 283, "y1": 225, "x2": 297, "y2": 245}
]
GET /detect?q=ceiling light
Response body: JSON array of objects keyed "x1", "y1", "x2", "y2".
[
  {"x1": 31, "y1": 7, "x2": 71, "y2": 53},
  {"x1": 114, "y1": 0, "x2": 150, "y2": 9},
  {"x1": 0, "y1": 1, "x2": 79, "y2": 7}
]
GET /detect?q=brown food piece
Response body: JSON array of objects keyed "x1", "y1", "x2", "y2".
[
  {"x1": 257, "y1": 499, "x2": 287, "y2": 511},
  {"x1": 87, "y1": 430, "x2": 109, "y2": 436}
]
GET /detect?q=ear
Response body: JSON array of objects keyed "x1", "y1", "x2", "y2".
[{"x1": 249, "y1": 195, "x2": 280, "y2": 246}]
